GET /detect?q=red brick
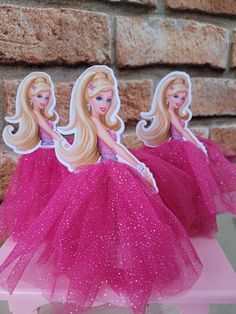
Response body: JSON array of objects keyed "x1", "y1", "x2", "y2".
[
  {"x1": 0, "y1": 5, "x2": 111, "y2": 65},
  {"x1": 116, "y1": 16, "x2": 229, "y2": 69}
]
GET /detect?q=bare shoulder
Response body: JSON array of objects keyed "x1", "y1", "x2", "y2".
[
  {"x1": 32, "y1": 110, "x2": 43, "y2": 121},
  {"x1": 167, "y1": 108, "x2": 176, "y2": 120},
  {"x1": 90, "y1": 117, "x2": 106, "y2": 136},
  {"x1": 90, "y1": 116, "x2": 101, "y2": 127}
]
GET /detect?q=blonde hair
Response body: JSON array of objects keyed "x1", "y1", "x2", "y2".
[
  {"x1": 56, "y1": 65, "x2": 123, "y2": 170},
  {"x1": 136, "y1": 71, "x2": 192, "y2": 146},
  {"x1": 3, "y1": 72, "x2": 57, "y2": 153}
]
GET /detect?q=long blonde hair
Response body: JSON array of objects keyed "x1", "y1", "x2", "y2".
[
  {"x1": 3, "y1": 72, "x2": 57, "y2": 153},
  {"x1": 56, "y1": 65, "x2": 123, "y2": 170},
  {"x1": 136, "y1": 71, "x2": 192, "y2": 146}
]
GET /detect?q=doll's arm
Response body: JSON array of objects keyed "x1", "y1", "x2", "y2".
[
  {"x1": 34, "y1": 111, "x2": 62, "y2": 141},
  {"x1": 184, "y1": 128, "x2": 208, "y2": 155},
  {"x1": 169, "y1": 110, "x2": 208, "y2": 155},
  {"x1": 92, "y1": 117, "x2": 158, "y2": 191},
  {"x1": 168, "y1": 110, "x2": 196, "y2": 144}
]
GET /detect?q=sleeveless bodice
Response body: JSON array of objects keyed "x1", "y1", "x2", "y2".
[
  {"x1": 97, "y1": 130, "x2": 118, "y2": 161},
  {"x1": 170, "y1": 119, "x2": 185, "y2": 141},
  {"x1": 38, "y1": 120, "x2": 54, "y2": 146}
]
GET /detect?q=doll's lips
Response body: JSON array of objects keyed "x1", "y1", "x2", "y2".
[{"x1": 100, "y1": 107, "x2": 107, "y2": 112}]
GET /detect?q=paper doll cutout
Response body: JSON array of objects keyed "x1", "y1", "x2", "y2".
[{"x1": 3, "y1": 72, "x2": 60, "y2": 154}]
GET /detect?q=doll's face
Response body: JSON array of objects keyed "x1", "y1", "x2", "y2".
[
  {"x1": 31, "y1": 90, "x2": 50, "y2": 110},
  {"x1": 89, "y1": 89, "x2": 113, "y2": 116},
  {"x1": 167, "y1": 91, "x2": 187, "y2": 110}
]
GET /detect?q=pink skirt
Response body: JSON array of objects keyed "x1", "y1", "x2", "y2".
[
  {"x1": 131, "y1": 138, "x2": 236, "y2": 237},
  {"x1": 0, "y1": 159, "x2": 202, "y2": 314},
  {"x1": 0, "y1": 147, "x2": 69, "y2": 241}
]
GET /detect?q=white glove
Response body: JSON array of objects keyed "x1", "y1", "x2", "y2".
[
  {"x1": 136, "y1": 163, "x2": 159, "y2": 193},
  {"x1": 197, "y1": 142, "x2": 208, "y2": 156}
]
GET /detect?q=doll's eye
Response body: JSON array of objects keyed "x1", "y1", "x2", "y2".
[
  {"x1": 107, "y1": 98, "x2": 112, "y2": 104},
  {"x1": 173, "y1": 95, "x2": 179, "y2": 99},
  {"x1": 181, "y1": 97, "x2": 185, "y2": 101},
  {"x1": 37, "y1": 95, "x2": 42, "y2": 99},
  {"x1": 45, "y1": 96, "x2": 49, "y2": 101},
  {"x1": 96, "y1": 96, "x2": 103, "y2": 102}
]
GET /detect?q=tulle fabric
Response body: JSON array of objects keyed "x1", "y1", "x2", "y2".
[
  {"x1": 0, "y1": 148, "x2": 69, "y2": 241},
  {"x1": 197, "y1": 137, "x2": 236, "y2": 214},
  {"x1": 131, "y1": 138, "x2": 236, "y2": 237},
  {"x1": 131, "y1": 144, "x2": 217, "y2": 237},
  {"x1": 0, "y1": 159, "x2": 202, "y2": 314},
  {"x1": 199, "y1": 137, "x2": 236, "y2": 162}
]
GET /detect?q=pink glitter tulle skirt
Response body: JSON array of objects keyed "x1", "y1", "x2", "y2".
[
  {"x1": 131, "y1": 138, "x2": 236, "y2": 237},
  {"x1": 197, "y1": 137, "x2": 236, "y2": 213},
  {"x1": 0, "y1": 147, "x2": 69, "y2": 241},
  {"x1": 0, "y1": 160, "x2": 202, "y2": 314},
  {"x1": 199, "y1": 137, "x2": 236, "y2": 162}
]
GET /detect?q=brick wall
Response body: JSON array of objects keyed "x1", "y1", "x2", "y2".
[{"x1": 1, "y1": 0, "x2": 236, "y2": 198}]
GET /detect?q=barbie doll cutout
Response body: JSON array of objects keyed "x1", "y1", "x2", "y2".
[
  {"x1": 133, "y1": 71, "x2": 236, "y2": 237},
  {"x1": 0, "y1": 72, "x2": 69, "y2": 241},
  {"x1": 0, "y1": 66, "x2": 202, "y2": 314}
]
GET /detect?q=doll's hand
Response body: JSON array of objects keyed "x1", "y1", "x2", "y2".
[
  {"x1": 198, "y1": 142, "x2": 208, "y2": 156},
  {"x1": 136, "y1": 163, "x2": 159, "y2": 193},
  {"x1": 197, "y1": 142, "x2": 209, "y2": 164}
]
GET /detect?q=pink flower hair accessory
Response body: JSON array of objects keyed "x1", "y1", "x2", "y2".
[
  {"x1": 88, "y1": 83, "x2": 95, "y2": 91},
  {"x1": 31, "y1": 84, "x2": 37, "y2": 90},
  {"x1": 168, "y1": 85, "x2": 174, "y2": 92}
]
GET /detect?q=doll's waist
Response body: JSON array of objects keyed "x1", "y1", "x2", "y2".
[
  {"x1": 41, "y1": 139, "x2": 54, "y2": 146},
  {"x1": 100, "y1": 155, "x2": 118, "y2": 162},
  {"x1": 170, "y1": 136, "x2": 184, "y2": 141}
]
